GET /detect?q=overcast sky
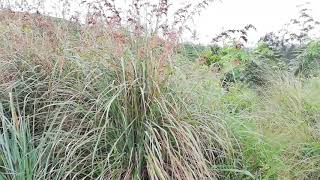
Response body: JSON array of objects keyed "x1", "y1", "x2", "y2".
[{"x1": 188, "y1": 0, "x2": 320, "y2": 45}]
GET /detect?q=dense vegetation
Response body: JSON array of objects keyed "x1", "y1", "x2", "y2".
[{"x1": 0, "y1": 1, "x2": 319, "y2": 179}]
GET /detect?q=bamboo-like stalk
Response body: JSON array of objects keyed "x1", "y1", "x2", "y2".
[{"x1": 9, "y1": 92, "x2": 20, "y2": 131}]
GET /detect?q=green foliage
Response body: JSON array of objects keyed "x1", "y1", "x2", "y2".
[
  {"x1": 0, "y1": 102, "x2": 37, "y2": 180},
  {"x1": 201, "y1": 46, "x2": 252, "y2": 89},
  {"x1": 254, "y1": 42, "x2": 282, "y2": 64},
  {"x1": 295, "y1": 41, "x2": 320, "y2": 77},
  {"x1": 179, "y1": 43, "x2": 207, "y2": 60},
  {"x1": 220, "y1": 85, "x2": 257, "y2": 113},
  {"x1": 203, "y1": 46, "x2": 250, "y2": 68}
]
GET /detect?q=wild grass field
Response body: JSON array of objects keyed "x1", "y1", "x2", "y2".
[{"x1": 0, "y1": 0, "x2": 319, "y2": 179}]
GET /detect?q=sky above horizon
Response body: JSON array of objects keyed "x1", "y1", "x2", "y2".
[{"x1": 188, "y1": 0, "x2": 320, "y2": 45}]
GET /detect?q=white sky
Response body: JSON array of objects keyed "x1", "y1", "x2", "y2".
[{"x1": 189, "y1": 0, "x2": 320, "y2": 45}]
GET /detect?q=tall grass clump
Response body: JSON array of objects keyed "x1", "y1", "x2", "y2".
[
  {"x1": 175, "y1": 60, "x2": 320, "y2": 179},
  {"x1": 223, "y1": 74, "x2": 320, "y2": 179},
  {"x1": 0, "y1": 1, "x2": 236, "y2": 179}
]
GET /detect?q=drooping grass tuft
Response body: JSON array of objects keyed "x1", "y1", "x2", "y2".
[{"x1": 0, "y1": 10, "x2": 232, "y2": 179}]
